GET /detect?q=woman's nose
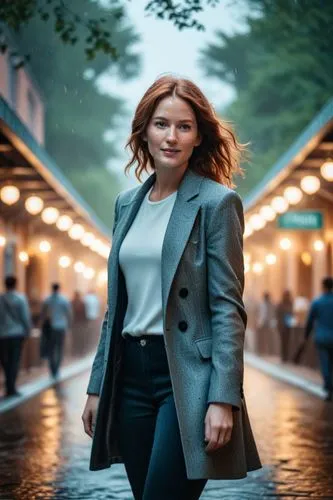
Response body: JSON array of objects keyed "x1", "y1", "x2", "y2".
[{"x1": 166, "y1": 126, "x2": 177, "y2": 142}]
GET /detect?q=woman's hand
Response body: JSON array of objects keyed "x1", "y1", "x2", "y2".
[
  {"x1": 204, "y1": 402, "x2": 233, "y2": 452},
  {"x1": 82, "y1": 395, "x2": 99, "y2": 438}
]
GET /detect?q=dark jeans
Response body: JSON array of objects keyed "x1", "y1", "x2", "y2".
[
  {"x1": 47, "y1": 329, "x2": 65, "y2": 377},
  {"x1": 118, "y1": 334, "x2": 207, "y2": 500},
  {"x1": 317, "y1": 345, "x2": 333, "y2": 392},
  {"x1": 0, "y1": 336, "x2": 24, "y2": 395}
]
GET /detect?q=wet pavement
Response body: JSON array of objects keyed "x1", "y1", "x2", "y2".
[{"x1": 0, "y1": 366, "x2": 332, "y2": 499}]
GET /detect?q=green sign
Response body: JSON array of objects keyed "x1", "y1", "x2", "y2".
[{"x1": 278, "y1": 211, "x2": 323, "y2": 230}]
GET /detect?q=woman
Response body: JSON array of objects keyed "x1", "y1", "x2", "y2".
[{"x1": 82, "y1": 76, "x2": 261, "y2": 499}]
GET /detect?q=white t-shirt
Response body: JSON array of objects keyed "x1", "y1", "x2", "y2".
[{"x1": 119, "y1": 186, "x2": 177, "y2": 336}]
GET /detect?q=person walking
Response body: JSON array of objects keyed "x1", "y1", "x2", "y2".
[
  {"x1": 276, "y1": 290, "x2": 294, "y2": 362},
  {"x1": 82, "y1": 75, "x2": 261, "y2": 500},
  {"x1": 40, "y1": 283, "x2": 72, "y2": 378},
  {"x1": 256, "y1": 292, "x2": 277, "y2": 355},
  {"x1": 304, "y1": 277, "x2": 333, "y2": 401},
  {"x1": 0, "y1": 275, "x2": 31, "y2": 397}
]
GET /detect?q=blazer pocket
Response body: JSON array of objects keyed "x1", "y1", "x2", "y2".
[{"x1": 194, "y1": 337, "x2": 212, "y2": 359}]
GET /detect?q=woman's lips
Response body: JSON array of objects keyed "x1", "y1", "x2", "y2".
[{"x1": 161, "y1": 149, "x2": 180, "y2": 157}]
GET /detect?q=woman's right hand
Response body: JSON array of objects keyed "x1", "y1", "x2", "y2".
[{"x1": 82, "y1": 394, "x2": 99, "y2": 438}]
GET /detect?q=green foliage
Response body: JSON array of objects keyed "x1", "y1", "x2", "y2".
[
  {"x1": 12, "y1": 0, "x2": 140, "y2": 228},
  {"x1": 200, "y1": 0, "x2": 333, "y2": 196}
]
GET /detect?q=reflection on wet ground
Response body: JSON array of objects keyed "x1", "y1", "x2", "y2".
[{"x1": 0, "y1": 366, "x2": 332, "y2": 499}]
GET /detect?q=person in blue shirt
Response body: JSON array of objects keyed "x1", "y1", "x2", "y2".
[
  {"x1": 0, "y1": 275, "x2": 31, "y2": 397},
  {"x1": 304, "y1": 277, "x2": 333, "y2": 401},
  {"x1": 40, "y1": 283, "x2": 72, "y2": 378}
]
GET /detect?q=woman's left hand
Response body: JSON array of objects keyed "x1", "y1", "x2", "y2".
[{"x1": 204, "y1": 403, "x2": 233, "y2": 453}]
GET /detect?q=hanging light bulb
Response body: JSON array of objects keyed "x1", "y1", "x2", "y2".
[
  {"x1": 300, "y1": 175, "x2": 320, "y2": 194},
  {"x1": 252, "y1": 262, "x2": 263, "y2": 274},
  {"x1": 69, "y1": 223, "x2": 85, "y2": 240},
  {"x1": 83, "y1": 267, "x2": 95, "y2": 280},
  {"x1": 320, "y1": 159, "x2": 333, "y2": 182},
  {"x1": 283, "y1": 186, "x2": 303, "y2": 205},
  {"x1": 249, "y1": 214, "x2": 266, "y2": 231},
  {"x1": 39, "y1": 240, "x2": 51, "y2": 253},
  {"x1": 19, "y1": 251, "x2": 29, "y2": 263},
  {"x1": 56, "y1": 215, "x2": 73, "y2": 231},
  {"x1": 265, "y1": 253, "x2": 277, "y2": 265},
  {"x1": 81, "y1": 232, "x2": 95, "y2": 247},
  {"x1": 0, "y1": 185, "x2": 20, "y2": 205},
  {"x1": 59, "y1": 255, "x2": 71, "y2": 268},
  {"x1": 313, "y1": 239, "x2": 324, "y2": 252},
  {"x1": 259, "y1": 205, "x2": 276, "y2": 222},
  {"x1": 41, "y1": 207, "x2": 59, "y2": 224},
  {"x1": 301, "y1": 251, "x2": 312, "y2": 266},
  {"x1": 279, "y1": 237, "x2": 292, "y2": 250},
  {"x1": 74, "y1": 261, "x2": 85, "y2": 273},
  {"x1": 25, "y1": 195, "x2": 44, "y2": 215},
  {"x1": 0, "y1": 235, "x2": 6, "y2": 247},
  {"x1": 271, "y1": 196, "x2": 289, "y2": 214}
]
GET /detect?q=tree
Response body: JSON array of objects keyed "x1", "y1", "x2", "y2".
[
  {"x1": 200, "y1": 1, "x2": 333, "y2": 195},
  {"x1": 0, "y1": 0, "x2": 220, "y2": 65},
  {"x1": 12, "y1": 0, "x2": 140, "y2": 228}
]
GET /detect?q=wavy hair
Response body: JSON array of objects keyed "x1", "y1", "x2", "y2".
[{"x1": 125, "y1": 75, "x2": 246, "y2": 187}]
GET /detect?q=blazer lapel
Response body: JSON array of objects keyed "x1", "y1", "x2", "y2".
[{"x1": 161, "y1": 170, "x2": 203, "y2": 322}]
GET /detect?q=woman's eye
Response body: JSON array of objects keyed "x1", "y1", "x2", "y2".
[
  {"x1": 155, "y1": 121, "x2": 167, "y2": 128},
  {"x1": 180, "y1": 124, "x2": 191, "y2": 130}
]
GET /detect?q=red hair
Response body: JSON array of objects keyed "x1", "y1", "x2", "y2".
[{"x1": 125, "y1": 75, "x2": 245, "y2": 187}]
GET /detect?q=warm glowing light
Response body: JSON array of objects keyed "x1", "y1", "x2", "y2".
[
  {"x1": 244, "y1": 252, "x2": 251, "y2": 264},
  {"x1": 300, "y1": 175, "x2": 320, "y2": 194},
  {"x1": 249, "y1": 214, "x2": 266, "y2": 231},
  {"x1": 260, "y1": 205, "x2": 276, "y2": 222},
  {"x1": 244, "y1": 223, "x2": 253, "y2": 239},
  {"x1": 56, "y1": 215, "x2": 73, "y2": 231},
  {"x1": 97, "y1": 269, "x2": 107, "y2": 284},
  {"x1": 69, "y1": 223, "x2": 85, "y2": 240},
  {"x1": 41, "y1": 207, "x2": 59, "y2": 224},
  {"x1": 244, "y1": 262, "x2": 250, "y2": 274},
  {"x1": 81, "y1": 232, "x2": 95, "y2": 247},
  {"x1": 265, "y1": 253, "x2": 277, "y2": 265},
  {"x1": 59, "y1": 255, "x2": 71, "y2": 268},
  {"x1": 25, "y1": 195, "x2": 44, "y2": 215},
  {"x1": 39, "y1": 240, "x2": 51, "y2": 253},
  {"x1": 19, "y1": 251, "x2": 29, "y2": 263},
  {"x1": 283, "y1": 186, "x2": 303, "y2": 205},
  {"x1": 313, "y1": 239, "x2": 324, "y2": 252},
  {"x1": 320, "y1": 159, "x2": 333, "y2": 182},
  {"x1": 74, "y1": 261, "x2": 85, "y2": 273},
  {"x1": 0, "y1": 235, "x2": 6, "y2": 247},
  {"x1": 83, "y1": 267, "x2": 95, "y2": 280},
  {"x1": 279, "y1": 237, "x2": 292, "y2": 250},
  {"x1": 90, "y1": 238, "x2": 103, "y2": 252},
  {"x1": 301, "y1": 251, "x2": 312, "y2": 266},
  {"x1": 252, "y1": 262, "x2": 263, "y2": 274},
  {"x1": 0, "y1": 185, "x2": 20, "y2": 205},
  {"x1": 271, "y1": 196, "x2": 289, "y2": 214}
]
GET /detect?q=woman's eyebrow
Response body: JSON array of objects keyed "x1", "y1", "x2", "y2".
[{"x1": 153, "y1": 116, "x2": 194, "y2": 123}]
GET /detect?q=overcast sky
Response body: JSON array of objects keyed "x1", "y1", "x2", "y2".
[{"x1": 96, "y1": 1, "x2": 249, "y2": 188}]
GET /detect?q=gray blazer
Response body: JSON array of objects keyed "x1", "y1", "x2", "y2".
[{"x1": 87, "y1": 169, "x2": 261, "y2": 479}]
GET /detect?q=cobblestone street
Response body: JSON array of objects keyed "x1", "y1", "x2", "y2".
[{"x1": 0, "y1": 365, "x2": 332, "y2": 499}]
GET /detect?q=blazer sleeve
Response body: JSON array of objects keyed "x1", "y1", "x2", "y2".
[
  {"x1": 86, "y1": 193, "x2": 120, "y2": 396},
  {"x1": 206, "y1": 191, "x2": 247, "y2": 410}
]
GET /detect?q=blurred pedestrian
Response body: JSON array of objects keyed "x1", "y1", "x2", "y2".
[
  {"x1": 256, "y1": 292, "x2": 277, "y2": 355},
  {"x1": 276, "y1": 290, "x2": 294, "y2": 362},
  {"x1": 82, "y1": 75, "x2": 261, "y2": 500},
  {"x1": 40, "y1": 283, "x2": 72, "y2": 378},
  {"x1": 83, "y1": 290, "x2": 101, "y2": 352},
  {"x1": 0, "y1": 275, "x2": 31, "y2": 397},
  {"x1": 304, "y1": 277, "x2": 333, "y2": 401},
  {"x1": 71, "y1": 290, "x2": 86, "y2": 356}
]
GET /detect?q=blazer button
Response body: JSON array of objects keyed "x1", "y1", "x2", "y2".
[
  {"x1": 179, "y1": 288, "x2": 188, "y2": 298},
  {"x1": 178, "y1": 321, "x2": 188, "y2": 332}
]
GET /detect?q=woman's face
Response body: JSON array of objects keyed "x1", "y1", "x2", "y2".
[{"x1": 144, "y1": 95, "x2": 201, "y2": 172}]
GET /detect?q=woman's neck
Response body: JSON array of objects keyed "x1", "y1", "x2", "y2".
[{"x1": 150, "y1": 165, "x2": 188, "y2": 201}]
